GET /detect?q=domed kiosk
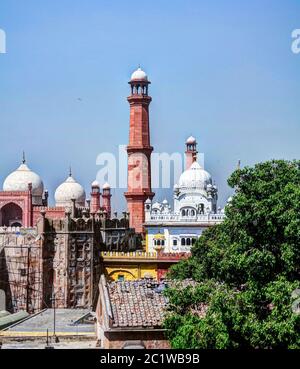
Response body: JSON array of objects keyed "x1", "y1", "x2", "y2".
[{"x1": 130, "y1": 67, "x2": 148, "y2": 82}]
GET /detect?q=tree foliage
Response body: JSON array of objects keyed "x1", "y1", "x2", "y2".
[{"x1": 164, "y1": 160, "x2": 300, "y2": 348}]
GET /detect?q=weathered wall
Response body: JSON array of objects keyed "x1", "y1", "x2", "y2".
[
  {"x1": 0, "y1": 228, "x2": 42, "y2": 313},
  {"x1": 103, "y1": 331, "x2": 170, "y2": 349}
]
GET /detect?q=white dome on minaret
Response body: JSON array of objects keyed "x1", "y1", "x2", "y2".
[
  {"x1": 130, "y1": 67, "x2": 148, "y2": 81},
  {"x1": 186, "y1": 136, "x2": 196, "y2": 144},
  {"x1": 178, "y1": 161, "x2": 212, "y2": 191},
  {"x1": 102, "y1": 182, "x2": 111, "y2": 190},
  {"x1": 3, "y1": 156, "x2": 44, "y2": 205},
  {"x1": 55, "y1": 172, "x2": 86, "y2": 207},
  {"x1": 91, "y1": 180, "x2": 100, "y2": 188}
]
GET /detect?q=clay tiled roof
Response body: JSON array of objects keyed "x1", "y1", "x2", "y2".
[{"x1": 107, "y1": 280, "x2": 168, "y2": 328}]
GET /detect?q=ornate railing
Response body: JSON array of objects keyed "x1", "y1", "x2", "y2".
[
  {"x1": 147, "y1": 213, "x2": 225, "y2": 223},
  {"x1": 100, "y1": 250, "x2": 191, "y2": 261},
  {"x1": 0, "y1": 226, "x2": 37, "y2": 234}
]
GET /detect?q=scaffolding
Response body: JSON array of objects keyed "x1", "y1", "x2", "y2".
[{"x1": 0, "y1": 243, "x2": 43, "y2": 313}]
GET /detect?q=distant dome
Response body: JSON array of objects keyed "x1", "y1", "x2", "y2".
[
  {"x1": 91, "y1": 180, "x2": 100, "y2": 188},
  {"x1": 55, "y1": 175, "x2": 86, "y2": 207},
  {"x1": 102, "y1": 182, "x2": 111, "y2": 190},
  {"x1": 131, "y1": 67, "x2": 148, "y2": 81},
  {"x1": 3, "y1": 162, "x2": 44, "y2": 205},
  {"x1": 178, "y1": 161, "x2": 212, "y2": 191},
  {"x1": 152, "y1": 202, "x2": 161, "y2": 210},
  {"x1": 186, "y1": 136, "x2": 196, "y2": 144}
]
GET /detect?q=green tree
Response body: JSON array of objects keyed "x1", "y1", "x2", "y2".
[{"x1": 164, "y1": 160, "x2": 300, "y2": 349}]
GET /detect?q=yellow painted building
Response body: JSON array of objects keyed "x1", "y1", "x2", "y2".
[{"x1": 100, "y1": 251, "x2": 184, "y2": 282}]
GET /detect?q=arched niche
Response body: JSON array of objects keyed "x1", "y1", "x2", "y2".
[
  {"x1": 108, "y1": 269, "x2": 136, "y2": 282},
  {"x1": 0, "y1": 202, "x2": 23, "y2": 227}
]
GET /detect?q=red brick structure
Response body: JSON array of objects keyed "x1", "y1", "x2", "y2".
[
  {"x1": 90, "y1": 181, "x2": 101, "y2": 214},
  {"x1": 0, "y1": 207, "x2": 140, "y2": 314},
  {"x1": 0, "y1": 189, "x2": 68, "y2": 228},
  {"x1": 102, "y1": 183, "x2": 112, "y2": 219},
  {"x1": 0, "y1": 189, "x2": 33, "y2": 227},
  {"x1": 125, "y1": 67, "x2": 154, "y2": 234},
  {"x1": 185, "y1": 136, "x2": 198, "y2": 169}
]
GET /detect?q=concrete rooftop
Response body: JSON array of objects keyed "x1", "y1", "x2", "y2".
[{"x1": 1, "y1": 309, "x2": 96, "y2": 337}]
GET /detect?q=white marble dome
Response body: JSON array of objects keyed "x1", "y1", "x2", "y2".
[
  {"x1": 227, "y1": 196, "x2": 233, "y2": 204},
  {"x1": 55, "y1": 175, "x2": 86, "y2": 207},
  {"x1": 178, "y1": 161, "x2": 212, "y2": 191},
  {"x1": 3, "y1": 163, "x2": 44, "y2": 204},
  {"x1": 131, "y1": 67, "x2": 148, "y2": 81},
  {"x1": 102, "y1": 182, "x2": 111, "y2": 190},
  {"x1": 186, "y1": 136, "x2": 196, "y2": 144},
  {"x1": 91, "y1": 180, "x2": 100, "y2": 188}
]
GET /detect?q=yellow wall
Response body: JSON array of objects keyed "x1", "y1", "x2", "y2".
[{"x1": 104, "y1": 263, "x2": 157, "y2": 281}]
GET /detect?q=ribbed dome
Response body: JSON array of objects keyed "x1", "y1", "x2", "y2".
[
  {"x1": 178, "y1": 161, "x2": 212, "y2": 190},
  {"x1": 3, "y1": 163, "x2": 44, "y2": 202},
  {"x1": 131, "y1": 67, "x2": 148, "y2": 81},
  {"x1": 55, "y1": 175, "x2": 86, "y2": 207}
]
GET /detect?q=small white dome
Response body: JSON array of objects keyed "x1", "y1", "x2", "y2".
[
  {"x1": 162, "y1": 199, "x2": 168, "y2": 205},
  {"x1": 178, "y1": 161, "x2": 212, "y2": 191},
  {"x1": 227, "y1": 196, "x2": 233, "y2": 203},
  {"x1": 102, "y1": 182, "x2": 111, "y2": 190},
  {"x1": 55, "y1": 175, "x2": 86, "y2": 207},
  {"x1": 91, "y1": 180, "x2": 100, "y2": 188},
  {"x1": 131, "y1": 67, "x2": 148, "y2": 81},
  {"x1": 186, "y1": 136, "x2": 196, "y2": 144},
  {"x1": 152, "y1": 202, "x2": 161, "y2": 210},
  {"x1": 3, "y1": 163, "x2": 44, "y2": 204}
]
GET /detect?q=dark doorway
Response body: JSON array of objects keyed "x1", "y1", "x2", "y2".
[{"x1": 0, "y1": 203, "x2": 23, "y2": 227}]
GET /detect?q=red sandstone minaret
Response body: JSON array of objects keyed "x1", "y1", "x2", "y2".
[
  {"x1": 185, "y1": 136, "x2": 198, "y2": 169},
  {"x1": 124, "y1": 67, "x2": 155, "y2": 233},
  {"x1": 90, "y1": 180, "x2": 101, "y2": 214},
  {"x1": 102, "y1": 182, "x2": 112, "y2": 218}
]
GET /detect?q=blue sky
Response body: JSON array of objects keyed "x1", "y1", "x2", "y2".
[{"x1": 0, "y1": 0, "x2": 299, "y2": 211}]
